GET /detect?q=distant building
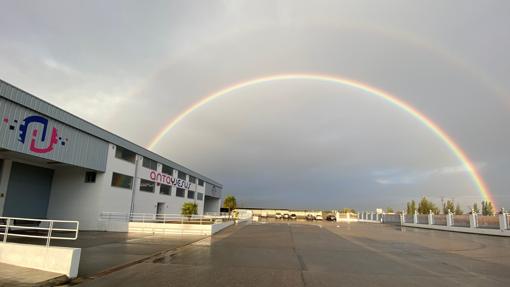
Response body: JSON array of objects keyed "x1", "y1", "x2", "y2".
[{"x1": 0, "y1": 79, "x2": 222, "y2": 230}]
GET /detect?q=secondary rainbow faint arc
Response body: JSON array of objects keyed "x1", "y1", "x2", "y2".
[{"x1": 147, "y1": 73, "x2": 494, "y2": 205}]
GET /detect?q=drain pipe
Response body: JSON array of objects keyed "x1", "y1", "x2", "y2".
[{"x1": 129, "y1": 155, "x2": 140, "y2": 216}]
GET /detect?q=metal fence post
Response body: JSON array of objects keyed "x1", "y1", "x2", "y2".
[
  {"x1": 46, "y1": 221, "x2": 54, "y2": 247},
  {"x1": 3, "y1": 218, "x2": 10, "y2": 243}
]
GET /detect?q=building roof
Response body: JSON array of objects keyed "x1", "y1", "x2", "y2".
[{"x1": 0, "y1": 78, "x2": 222, "y2": 188}]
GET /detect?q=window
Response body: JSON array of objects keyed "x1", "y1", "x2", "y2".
[
  {"x1": 198, "y1": 179, "x2": 204, "y2": 186},
  {"x1": 162, "y1": 165, "x2": 173, "y2": 176},
  {"x1": 178, "y1": 171, "x2": 186, "y2": 180},
  {"x1": 197, "y1": 192, "x2": 203, "y2": 201},
  {"x1": 111, "y1": 172, "x2": 133, "y2": 189},
  {"x1": 160, "y1": 184, "x2": 172, "y2": 195},
  {"x1": 115, "y1": 146, "x2": 136, "y2": 163},
  {"x1": 188, "y1": 175, "x2": 196, "y2": 184},
  {"x1": 85, "y1": 171, "x2": 96, "y2": 183},
  {"x1": 176, "y1": 188, "x2": 185, "y2": 197},
  {"x1": 187, "y1": 190, "x2": 195, "y2": 199},
  {"x1": 140, "y1": 179, "x2": 155, "y2": 193},
  {"x1": 142, "y1": 157, "x2": 158, "y2": 170}
]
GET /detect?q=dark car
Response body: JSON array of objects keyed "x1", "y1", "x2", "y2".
[
  {"x1": 305, "y1": 214, "x2": 316, "y2": 221},
  {"x1": 290, "y1": 214, "x2": 297, "y2": 220},
  {"x1": 326, "y1": 215, "x2": 336, "y2": 221}
]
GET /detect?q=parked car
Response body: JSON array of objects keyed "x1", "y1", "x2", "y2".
[
  {"x1": 290, "y1": 214, "x2": 297, "y2": 220},
  {"x1": 315, "y1": 214, "x2": 323, "y2": 220},
  {"x1": 305, "y1": 214, "x2": 316, "y2": 221},
  {"x1": 275, "y1": 213, "x2": 282, "y2": 219},
  {"x1": 326, "y1": 215, "x2": 336, "y2": 221},
  {"x1": 260, "y1": 212, "x2": 268, "y2": 218},
  {"x1": 283, "y1": 213, "x2": 290, "y2": 219}
]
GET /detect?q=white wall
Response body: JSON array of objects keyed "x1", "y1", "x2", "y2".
[
  {"x1": 0, "y1": 243, "x2": 81, "y2": 278},
  {"x1": 47, "y1": 143, "x2": 216, "y2": 230}
]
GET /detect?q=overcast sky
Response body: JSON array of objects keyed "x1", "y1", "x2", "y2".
[{"x1": 1, "y1": 0, "x2": 509, "y2": 211}]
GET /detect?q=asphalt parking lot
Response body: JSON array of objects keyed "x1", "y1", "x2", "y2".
[{"x1": 79, "y1": 221, "x2": 510, "y2": 286}]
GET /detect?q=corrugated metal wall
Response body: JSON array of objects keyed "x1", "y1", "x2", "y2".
[
  {"x1": 0, "y1": 79, "x2": 222, "y2": 187},
  {"x1": 0, "y1": 97, "x2": 108, "y2": 171}
]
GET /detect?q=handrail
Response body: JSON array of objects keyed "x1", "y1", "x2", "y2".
[
  {"x1": 100, "y1": 212, "x2": 232, "y2": 225},
  {"x1": 0, "y1": 216, "x2": 79, "y2": 247}
]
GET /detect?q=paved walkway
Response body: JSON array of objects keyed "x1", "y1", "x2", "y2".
[
  {"x1": 0, "y1": 263, "x2": 67, "y2": 287},
  {"x1": 1, "y1": 231, "x2": 206, "y2": 286},
  {"x1": 79, "y1": 222, "x2": 510, "y2": 287}
]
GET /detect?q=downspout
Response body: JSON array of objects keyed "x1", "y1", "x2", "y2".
[{"x1": 129, "y1": 155, "x2": 140, "y2": 215}]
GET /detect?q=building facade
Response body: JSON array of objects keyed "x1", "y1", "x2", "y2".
[{"x1": 0, "y1": 79, "x2": 222, "y2": 230}]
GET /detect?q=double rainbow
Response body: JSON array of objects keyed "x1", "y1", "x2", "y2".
[{"x1": 147, "y1": 74, "x2": 494, "y2": 206}]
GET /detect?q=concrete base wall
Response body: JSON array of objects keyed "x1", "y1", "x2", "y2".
[
  {"x1": 0, "y1": 243, "x2": 81, "y2": 278},
  {"x1": 402, "y1": 223, "x2": 510, "y2": 237},
  {"x1": 128, "y1": 221, "x2": 234, "y2": 235}
]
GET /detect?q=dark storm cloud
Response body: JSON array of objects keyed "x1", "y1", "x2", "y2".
[{"x1": 0, "y1": 0, "x2": 508, "y2": 210}]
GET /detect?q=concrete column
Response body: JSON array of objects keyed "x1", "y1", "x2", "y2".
[
  {"x1": 413, "y1": 210, "x2": 418, "y2": 224},
  {"x1": 400, "y1": 212, "x2": 405, "y2": 225},
  {"x1": 499, "y1": 209, "x2": 508, "y2": 231},
  {"x1": 469, "y1": 209, "x2": 478, "y2": 228},
  {"x1": 428, "y1": 210, "x2": 434, "y2": 225},
  {"x1": 346, "y1": 212, "x2": 350, "y2": 222},
  {"x1": 371, "y1": 212, "x2": 375, "y2": 221},
  {"x1": 446, "y1": 210, "x2": 453, "y2": 227}
]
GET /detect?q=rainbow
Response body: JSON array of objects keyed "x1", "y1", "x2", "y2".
[{"x1": 147, "y1": 73, "x2": 494, "y2": 206}]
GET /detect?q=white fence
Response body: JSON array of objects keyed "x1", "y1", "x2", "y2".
[
  {"x1": 100, "y1": 212, "x2": 231, "y2": 225},
  {"x1": 0, "y1": 216, "x2": 79, "y2": 247}
]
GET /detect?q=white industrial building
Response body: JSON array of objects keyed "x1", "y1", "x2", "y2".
[{"x1": 0, "y1": 79, "x2": 223, "y2": 230}]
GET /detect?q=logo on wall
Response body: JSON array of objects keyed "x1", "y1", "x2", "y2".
[{"x1": 3, "y1": 115, "x2": 68, "y2": 154}]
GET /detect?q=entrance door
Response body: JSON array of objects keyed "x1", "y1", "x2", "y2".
[
  {"x1": 3, "y1": 162, "x2": 54, "y2": 218},
  {"x1": 156, "y1": 202, "x2": 165, "y2": 221}
]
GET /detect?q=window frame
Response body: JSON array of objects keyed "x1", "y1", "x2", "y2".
[
  {"x1": 187, "y1": 190, "x2": 195, "y2": 199},
  {"x1": 176, "y1": 188, "x2": 185, "y2": 197},
  {"x1": 197, "y1": 192, "x2": 204, "y2": 201},
  {"x1": 111, "y1": 172, "x2": 133, "y2": 189},
  {"x1": 160, "y1": 184, "x2": 172, "y2": 196},
  {"x1": 139, "y1": 179, "x2": 155, "y2": 193},
  {"x1": 142, "y1": 157, "x2": 158, "y2": 170},
  {"x1": 85, "y1": 171, "x2": 96, "y2": 183},
  {"x1": 114, "y1": 146, "x2": 136, "y2": 163}
]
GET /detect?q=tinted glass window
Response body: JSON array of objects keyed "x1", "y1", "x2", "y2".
[
  {"x1": 197, "y1": 192, "x2": 203, "y2": 201},
  {"x1": 178, "y1": 171, "x2": 186, "y2": 180},
  {"x1": 187, "y1": 190, "x2": 195, "y2": 199},
  {"x1": 176, "y1": 188, "x2": 185, "y2": 197},
  {"x1": 160, "y1": 184, "x2": 172, "y2": 195},
  {"x1": 198, "y1": 179, "x2": 204, "y2": 186},
  {"x1": 111, "y1": 172, "x2": 133, "y2": 189},
  {"x1": 142, "y1": 157, "x2": 158, "y2": 170},
  {"x1": 85, "y1": 171, "x2": 96, "y2": 183},
  {"x1": 115, "y1": 146, "x2": 136, "y2": 163},
  {"x1": 140, "y1": 179, "x2": 155, "y2": 193},
  {"x1": 162, "y1": 165, "x2": 173, "y2": 175}
]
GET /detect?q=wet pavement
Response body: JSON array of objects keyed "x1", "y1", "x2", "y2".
[{"x1": 78, "y1": 222, "x2": 510, "y2": 286}]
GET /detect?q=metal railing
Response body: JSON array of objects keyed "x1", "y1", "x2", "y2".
[
  {"x1": 0, "y1": 216, "x2": 79, "y2": 247},
  {"x1": 100, "y1": 212, "x2": 231, "y2": 225}
]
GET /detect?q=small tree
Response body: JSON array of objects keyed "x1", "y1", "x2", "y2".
[
  {"x1": 481, "y1": 201, "x2": 494, "y2": 216},
  {"x1": 406, "y1": 200, "x2": 417, "y2": 214},
  {"x1": 386, "y1": 207, "x2": 394, "y2": 213},
  {"x1": 472, "y1": 203, "x2": 480, "y2": 213},
  {"x1": 223, "y1": 195, "x2": 237, "y2": 214},
  {"x1": 418, "y1": 197, "x2": 439, "y2": 214},
  {"x1": 442, "y1": 200, "x2": 455, "y2": 215},
  {"x1": 454, "y1": 203, "x2": 463, "y2": 215},
  {"x1": 181, "y1": 202, "x2": 198, "y2": 218}
]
